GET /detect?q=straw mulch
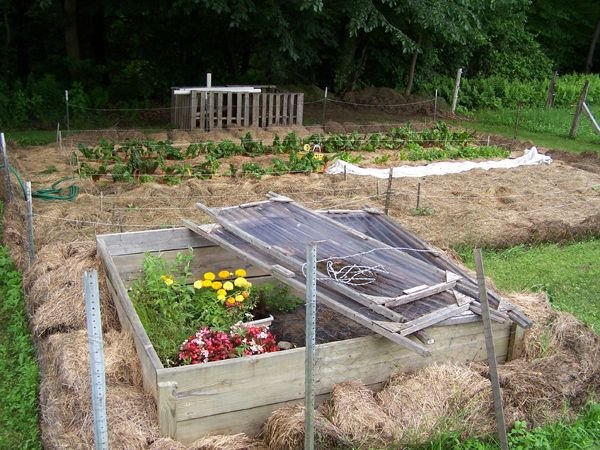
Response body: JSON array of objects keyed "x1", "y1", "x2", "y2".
[
  {"x1": 376, "y1": 364, "x2": 495, "y2": 443},
  {"x1": 326, "y1": 381, "x2": 395, "y2": 447},
  {"x1": 24, "y1": 241, "x2": 118, "y2": 337},
  {"x1": 262, "y1": 405, "x2": 348, "y2": 450}
]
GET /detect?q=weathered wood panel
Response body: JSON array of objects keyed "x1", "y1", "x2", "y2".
[
  {"x1": 199, "y1": 92, "x2": 206, "y2": 131},
  {"x1": 296, "y1": 93, "x2": 304, "y2": 125},
  {"x1": 208, "y1": 92, "x2": 214, "y2": 131},
  {"x1": 161, "y1": 320, "x2": 510, "y2": 423},
  {"x1": 216, "y1": 92, "x2": 223, "y2": 129},
  {"x1": 99, "y1": 227, "x2": 212, "y2": 256},
  {"x1": 252, "y1": 93, "x2": 259, "y2": 127},
  {"x1": 190, "y1": 92, "x2": 198, "y2": 130},
  {"x1": 226, "y1": 92, "x2": 232, "y2": 128}
]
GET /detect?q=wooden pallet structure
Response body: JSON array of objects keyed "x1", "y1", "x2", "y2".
[{"x1": 184, "y1": 193, "x2": 531, "y2": 357}]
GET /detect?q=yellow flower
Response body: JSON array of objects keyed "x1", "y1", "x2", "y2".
[
  {"x1": 203, "y1": 272, "x2": 216, "y2": 281},
  {"x1": 242, "y1": 291, "x2": 249, "y2": 299},
  {"x1": 234, "y1": 268, "x2": 247, "y2": 277},
  {"x1": 246, "y1": 282, "x2": 252, "y2": 288},
  {"x1": 211, "y1": 281, "x2": 223, "y2": 290},
  {"x1": 193, "y1": 280, "x2": 203, "y2": 289},
  {"x1": 160, "y1": 275, "x2": 174, "y2": 286},
  {"x1": 218, "y1": 270, "x2": 232, "y2": 279},
  {"x1": 223, "y1": 281, "x2": 234, "y2": 291},
  {"x1": 217, "y1": 293, "x2": 226, "y2": 302},
  {"x1": 217, "y1": 289, "x2": 227, "y2": 296},
  {"x1": 226, "y1": 297, "x2": 236, "y2": 305},
  {"x1": 235, "y1": 294, "x2": 244, "y2": 303},
  {"x1": 303, "y1": 144, "x2": 311, "y2": 152},
  {"x1": 201, "y1": 279, "x2": 212, "y2": 288},
  {"x1": 234, "y1": 277, "x2": 247, "y2": 288}
]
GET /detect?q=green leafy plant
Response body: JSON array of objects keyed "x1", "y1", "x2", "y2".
[{"x1": 253, "y1": 283, "x2": 304, "y2": 314}]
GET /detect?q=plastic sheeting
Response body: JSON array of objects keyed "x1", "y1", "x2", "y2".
[{"x1": 325, "y1": 146, "x2": 552, "y2": 179}]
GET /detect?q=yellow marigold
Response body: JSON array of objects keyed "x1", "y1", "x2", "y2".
[
  {"x1": 246, "y1": 281, "x2": 252, "y2": 288},
  {"x1": 201, "y1": 279, "x2": 212, "y2": 288},
  {"x1": 217, "y1": 289, "x2": 227, "y2": 296},
  {"x1": 203, "y1": 272, "x2": 216, "y2": 281},
  {"x1": 211, "y1": 281, "x2": 223, "y2": 290},
  {"x1": 234, "y1": 277, "x2": 247, "y2": 287},
  {"x1": 234, "y1": 268, "x2": 247, "y2": 277},
  {"x1": 217, "y1": 294, "x2": 226, "y2": 302},
  {"x1": 223, "y1": 281, "x2": 234, "y2": 291},
  {"x1": 242, "y1": 291, "x2": 249, "y2": 299},
  {"x1": 226, "y1": 297, "x2": 236, "y2": 305},
  {"x1": 303, "y1": 144, "x2": 311, "y2": 152},
  {"x1": 235, "y1": 294, "x2": 244, "y2": 303},
  {"x1": 218, "y1": 270, "x2": 232, "y2": 279},
  {"x1": 160, "y1": 275, "x2": 174, "y2": 286},
  {"x1": 193, "y1": 280, "x2": 203, "y2": 289}
]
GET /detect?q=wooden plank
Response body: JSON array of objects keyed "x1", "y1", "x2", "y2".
[
  {"x1": 158, "y1": 319, "x2": 510, "y2": 423},
  {"x1": 226, "y1": 92, "x2": 232, "y2": 128},
  {"x1": 275, "y1": 94, "x2": 281, "y2": 126},
  {"x1": 282, "y1": 94, "x2": 288, "y2": 125},
  {"x1": 98, "y1": 227, "x2": 212, "y2": 256},
  {"x1": 216, "y1": 92, "x2": 223, "y2": 129},
  {"x1": 190, "y1": 91, "x2": 198, "y2": 130},
  {"x1": 261, "y1": 93, "x2": 268, "y2": 128},
  {"x1": 296, "y1": 93, "x2": 304, "y2": 125},
  {"x1": 271, "y1": 93, "x2": 276, "y2": 125},
  {"x1": 175, "y1": 394, "x2": 330, "y2": 442},
  {"x1": 289, "y1": 94, "x2": 296, "y2": 124},
  {"x1": 244, "y1": 93, "x2": 249, "y2": 127},
  {"x1": 506, "y1": 323, "x2": 525, "y2": 361},
  {"x1": 158, "y1": 382, "x2": 178, "y2": 438},
  {"x1": 397, "y1": 302, "x2": 472, "y2": 336},
  {"x1": 208, "y1": 92, "x2": 214, "y2": 131},
  {"x1": 236, "y1": 92, "x2": 242, "y2": 127},
  {"x1": 251, "y1": 93, "x2": 259, "y2": 127},
  {"x1": 382, "y1": 280, "x2": 457, "y2": 308},
  {"x1": 470, "y1": 302, "x2": 509, "y2": 323},
  {"x1": 96, "y1": 238, "x2": 162, "y2": 399},
  {"x1": 199, "y1": 92, "x2": 206, "y2": 131}
]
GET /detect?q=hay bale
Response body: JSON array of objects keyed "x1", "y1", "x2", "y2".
[
  {"x1": 27, "y1": 242, "x2": 118, "y2": 337},
  {"x1": 377, "y1": 364, "x2": 494, "y2": 442},
  {"x1": 327, "y1": 381, "x2": 394, "y2": 446},
  {"x1": 507, "y1": 292, "x2": 555, "y2": 360},
  {"x1": 262, "y1": 405, "x2": 345, "y2": 450},
  {"x1": 46, "y1": 329, "x2": 141, "y2": 394},
  {"x1": 188, "y1": 433, "x2": 267, "y2": 450}
]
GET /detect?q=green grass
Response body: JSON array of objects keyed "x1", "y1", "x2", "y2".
[
  {"x1": 458, "y1": 107, "x2": 600, "y2": 155},
  {"x1": 410, "y1": 401, "x2": 600, "y2": 450},
  {"x1": 5, "y1": 130, "x2": 57, "y2": 146},
  {"x1": 0, "y1": 203, "x2": 42, "y2": 448},
  {"x1": 456, "y1": 238, "x2": 600, "y2": 333}
]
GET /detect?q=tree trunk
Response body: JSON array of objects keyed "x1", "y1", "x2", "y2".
[
  {"x1": 586, "y1": 19, "x2": 600, "y2": 73},
  {"x1": 405, "y1": 34, "x2": 422, "y2": 96},
  {"x1": 64, "y1": 0, "x2": 80, "y2": 61}
]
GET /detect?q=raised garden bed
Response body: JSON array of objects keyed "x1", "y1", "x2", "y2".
[{"x1": 96, "y1": 227, "x2": 524, "y2": 443}]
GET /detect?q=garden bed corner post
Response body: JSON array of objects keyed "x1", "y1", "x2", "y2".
[{"x1": 158, "y1": 381, "x2": 178, "y2": 439}]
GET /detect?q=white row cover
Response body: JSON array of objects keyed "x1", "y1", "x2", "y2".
[{"x1": 325, "y1": 147, "x2": 552, "y2": 179}]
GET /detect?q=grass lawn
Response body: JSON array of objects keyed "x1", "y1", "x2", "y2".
[
  {"x1": 456, "y1": 238, "x2": 600, "y2": 333},
  {"x1": 459, "y1": 107, "x2": 600, "y2": 155}
]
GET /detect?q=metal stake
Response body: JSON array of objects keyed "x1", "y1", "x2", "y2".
[
  {"x1": 433, "y1": 89, "x2": 438, "y2": 122},
  {"x1": 25, "y1": 181, "x2": 35, "y2": 265},
  {"x1": 304, "y1": 242, "x2": 317, "y2": 450},
  {"x1": 474, "y1": 249, "x2": 509, "y2": 450},
  {"x1": 65, "y1": 90, "x2": 70, "y2": 132},
  {"x1": 416, "y1": 182, "x2": 421, "y2": 209},
  {"x1": 84, "y1": 270, "x2": 109, "y2": 450}
]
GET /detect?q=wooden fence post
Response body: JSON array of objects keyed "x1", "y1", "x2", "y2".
[
  {"x1": 384, "y1": 168, "x2": 394, "y2": 215},
  {"x1": 451, "y1": 68, "x2": 463, "y2": 114},
  {"x1": 570, "y1": 80, "x2": 590, "y2": 138},
  {"x1": 0, "y1": 133, "x2": 12, "y2": 202},
  {"x1": 474, "y1": 249, "x2": 509, "y2": 450},
  {"x1": 546, "y1": 71, "x2": 558, "y2": 109}
]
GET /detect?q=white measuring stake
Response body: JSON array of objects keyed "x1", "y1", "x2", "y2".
[{"x1": 84, "y1": 270, "x2": 109, "y2": 450}]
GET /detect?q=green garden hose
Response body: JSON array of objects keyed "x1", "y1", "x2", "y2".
[{"x1": 0, "y1": 164, "x2": 79, "y2": 201}]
